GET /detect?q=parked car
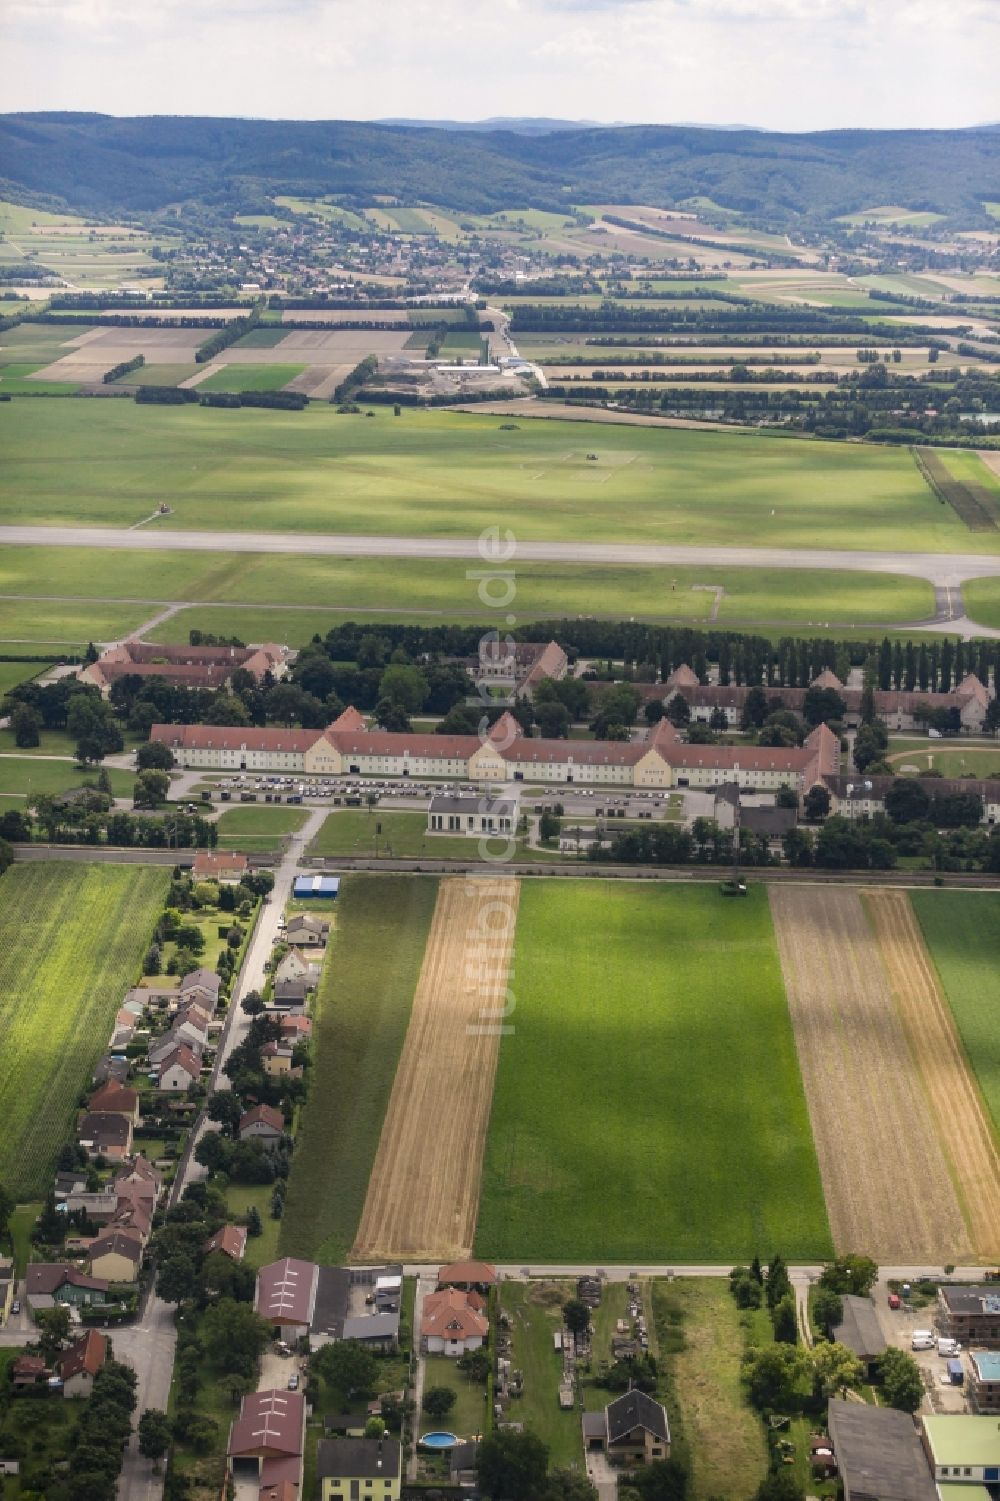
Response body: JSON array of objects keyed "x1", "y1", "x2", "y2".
[
  {"x1": 11, "y1": 1300, "x2": 20, "y2": 1315},
  {"x1": 287, "y1": 1373, "x2": 299, "y2": 1391},
  {"x1": 888, "y1": 1292, "x2": 902, "y2": 1310}
]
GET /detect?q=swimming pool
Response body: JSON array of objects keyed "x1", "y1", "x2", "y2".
[{"x1": 419, "y1": 1431, "x2": 460, "y2": 1450}]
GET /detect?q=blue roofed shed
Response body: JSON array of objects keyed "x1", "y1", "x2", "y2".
[{"x1": 293, "y1": 875, "x2": 340, "y2": 899}]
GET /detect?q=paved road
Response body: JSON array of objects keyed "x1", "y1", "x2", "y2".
[{"x1": 4, "y1": 524, "x2": 1000, "y2": 588}]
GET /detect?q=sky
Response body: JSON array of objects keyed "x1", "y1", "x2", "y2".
[{"x1": 2, "y1": 0, "x2": 998, "y2": 131}]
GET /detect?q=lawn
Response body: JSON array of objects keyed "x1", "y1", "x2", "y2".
[
  {"x1": 215, "y1": 803, "x2": 308, "y2": 852},
  {"x1": 309, "y1": 809, "x2": 559, "y2": 864},
  {"x1": 0, "y1": 755, "x2": 135, "y2": 799},
  {"x1": 421, "y1": 1355, "x2": 490, "y2": 1442},
  {"x1": 500, "y1": 1280, "x2": 588, "y2": 1471},
  {"x1": 196, "y1": 363, "x2": 306, "y2": 393},
  {"x1": 0, "y1": 596, "x2": 155, "y2": 649},
  {"x1": 279, "y1": 875, "x2": 438, "y2": 1263},
  {"x1": 0, "y1": 660, "x2": 42, "y2": 696},
  {"x1": 223, "y1": 1181, "x2": 282, "y2": 1268},
  {"x1": 0, "y1": 861, "x2": 169, "y2": 1197},
  {"x1": 885, "y1": 738, "x2": 1000, "y2": 778},
  {"x1": 475, "y1": 882, "x2": 832, "y2": 1261},
  {"x1": 0, "y1": 400, "x2": 977, "y2": 555},
  {"x1": 964, "y1": 576, "x2": 1000, "y2": 630},
  {"x1": 910, "y1": 891, "x2": 1000, "y2": 1140},
  {"x1": 652, "y1": 1279, "x2": 768, "y2": 1501}
]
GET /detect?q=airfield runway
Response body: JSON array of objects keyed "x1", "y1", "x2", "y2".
[{"x1": 3, "y1": 524, "x2": 1000, "y2": 590}]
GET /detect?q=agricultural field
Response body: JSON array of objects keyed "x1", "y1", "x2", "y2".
[
  {"x1": 865, "y1": 891, "x2": 1000, "y2": 1257},
  {"x1": 214, "y1": 803, "x2": 308, "y2": 852},
  {"x1": 0, "y1": 861, "x2": 169, "y2": 1197},
  {"x1": 279, "y1": 874, "x2": 438, "y2": 1264},
  {"x1": 769, "y1": 886, "x2": 971, "y2": 1262},
  {"x1": 195, "y1": 362, "x2": 307, "y2": 393},
  {"x1": 475, "y1": 882, "x2": 830, "y2": 1262},
  {"x1": 353, "y1": 878, "x2": 518, "y2": 1261},
  {"x1": 0, "y1": 399, "x2": 984, "y2": 555},
  {"x1": 910, "y1": 891, "x2": 1000, "y2": 1142}
]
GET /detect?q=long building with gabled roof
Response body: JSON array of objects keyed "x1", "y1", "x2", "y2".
[{"x1": 151, "y1": 707, "x2": 838, "y2": 794}]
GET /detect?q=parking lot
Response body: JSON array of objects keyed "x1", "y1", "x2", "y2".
[{"x1": 873, "y1": 1278, "x2": 972, "y2": 1414}]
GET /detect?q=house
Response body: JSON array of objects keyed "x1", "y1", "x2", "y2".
[
  {"x1": 193, "y1": 851, "x2": 250, "y2": 885},
  {"x1": 54, "y1": 1170, "x2": 88, "y2": 1199},
  {"x1": 204, "y1": 1225, "x2": 248, "y2": 1263},
  {"x1": 256, "y1": 1258, "x2": 318, "y2": 1341},
  {"x1": 824, "y1": 774, "x2": 1000, "y2": 827},
  {"x1": 275, "y1": 950, "x2": 322, "y2": 988},
  {"x1": 421, "y1": 1287, "x2": 488, "y2": 1356},
  {"x1": 921, "y1": 1414, "x2": 1000, "y2": 1487},
  {"x1": 938, "y1": 1286, "x2": 1000, "y2": 1348},
  {"x1": 227, "y1": 1388, "x2": 304, "y2": 1491},
  {"x1": 239, "y1": 1104, "x2": 286, "y2": 1149},
  {"x1": 427, "y1": 793, "x2": 518, "y2": 837},
  {"x1": 77, "y1": 1111, "x2": 133, "y2": 1161},
  {"x1": 273, "y1": 979, "x2": 309, "y2": 1008},
  {"x1": 93, "y1": 1055, "x2": 131, "y2": 1087},
  {"x1": 279, "y1": 1015, "x2": 312, "y2": 1043},
  {"x1": 438, "y1": 1260, "x2": 497, "y2": 1292},
  {"x1": 474, "y1": 638, "x2": 568, "y2": 701},
  {"x1": 284, "y1": 915, "x2": 330, "y2": 948},
  {"x1": 157, "y1": 1043, "x2": 202, "y2": 1092},
  {"x1": 86, "y1": 1081, "x2": 140, "y2": 1123},
  {"x1": 25, "y1": 1264, "x2": 109, "y2": 1312},
  {"x1": 82, "y1": 639, "x2": 287, "y2": 697},
  {"x1": 261, "y1": 1042, "x2": 301, "y2": 1080},
  {"x1": 110, "y1": 1197, "x2": 152, "y2": 1245},
  {"x1": 826, "y1": 1397, "x2": 936, "y2": 1501},
  {"x1": 113, "y1": 1155, "x2": 161, "y2": 1205},
  {"x1": 11, "y1": 1355, "x2": 50, "y2": 1390},
  {"x1": 179, "y1": 968, "x2": 222, "y2": 1011},
  {"x1": 449, "y1": 1441, "x2": 479, "y2": 1487},
  {"x1": 582, "y1": 1389, "x2": 671, "y2": 1468},
  {"x1": 57, "y1": 1330, "x2": 108, "y2": 1398},
  {"x1": 316, "y1": 1437, "x2": 401, "y2": 1501},
  {"x1": 832, "y1": 1295, "x2": 887, "y2": 1380},
  {"x1": 87, "y1": 1229, "x2": 143, "y2": 1283},
  {"x1": 63, "y1": 1189, "x2": 116, "y2": 1223}
]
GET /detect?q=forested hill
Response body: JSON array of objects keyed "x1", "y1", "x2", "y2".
[{"x1": 1, "y1": 112, "x2": 998, "y2": 223}]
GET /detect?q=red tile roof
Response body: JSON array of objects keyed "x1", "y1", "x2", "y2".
[
  {"x1": 87, "y1": 1081, "x2": 138, "y2": 1115},
  {"x1": 204, "y1": 1225, "x2": 248, "y2": 1261},
  {"x1": 421, "y1": 1287, "x2": 489, "y2": 1342},
  {"x1": 151, "y1": 724, "x2": 320, "y2": 753},
  {"x1": 438, "y1": 1259, "x2": 497, "y2": 1286},
  {"x1": 256, "y1": 1257, "x2": 317, "y2": 1326},
  {"x1": 58, "y1": 1330, "x2": 107, "y2": 1383},
  {"x1": 240, "y1": 1104, "x2": 285, "y2": 1134}
]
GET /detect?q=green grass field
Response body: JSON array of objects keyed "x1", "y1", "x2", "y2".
[
  {"x1": 279, "y1": 875, "x2": 437, "y2": 1263},
  {"x1": 910, "y1": 891, "x2": 1000, "y2": 1140},
  {"x1": 0, "y1": 861, "x2": 169, "y2": 1196},
  {"x1": 196, "y1": 363, "x2": 306, "y2": 393},
  {"x1": 0, "y1": 595, "x2": 155, "y2": 650},
  {"x1": 114, "y1": 363, "x2": 200, "y2": 387},
  {"x1": 475, "y1": 882, "x2": 831, "y2": 1262},
  {"x1": 0, "y1": 755, "x2": 135, "y2": 799},
  {"x1": 215, "y1": 803, "x2": 308, "y2": 852},
  {"x1": 654, "y1": 1279, "x2": 768, "y2": 1501},
  {"x1": 0, "y1": 400, "x2": 977, "y2": 554},
  {"x1": 0, "y1": 661, "x2": 41, "y2": 696},
  {"x1": 964, "y1": 576, "x2": 1000, "y2": 630},
  {"x1": 309, "y1": 809, "x2": 560, "y2": 864},
  {"x1": 885, "y1": 739, "x2": 1000, "y2": 778}
]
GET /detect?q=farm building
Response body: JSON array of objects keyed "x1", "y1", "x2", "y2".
[
  {"x1": 826, "y1": 1398, "x2": 936, "y2": 1501},
  {"x1": 427, "y1": 793, "x2": 518, "y2": 836},
  {"x1": 227, "y1": 1389, "x2": 304, "y2": 1486},
  {"x1": 832, "y1": 1295, "x2": 887, "y2": 1379},
  {"x1": 256, "y1": 1258, "x2": 319, "y2": 1341},
  {"x1": 292, "y1": 875, "x2": 340, "y2": 900},
  {"x1": 582, "y1": 1390, "x2": 670, "y2": 1468}
]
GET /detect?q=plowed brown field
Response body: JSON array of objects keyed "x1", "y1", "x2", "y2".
[
  {"x1": 866, "y1": 890, "x2": 1000, "y2": 1258},
  {"x1": 769, "y1": 886, "x2": 969, "y2": 1261},
  {"x1": 351, "y1": 876, "x2": 519, "y2": 1262}
]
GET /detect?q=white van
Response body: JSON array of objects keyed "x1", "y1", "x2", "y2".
[
  {"x1": 912, "y1": 1330, "x2": 935, "y2": 1350},
  {"x1": 937, "y1": 1337, "x2": 961, "y2": 1356}
]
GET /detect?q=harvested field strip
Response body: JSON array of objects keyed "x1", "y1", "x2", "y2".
[
  {"x1": 352, "y1": 876, "x2": 519, "y2": 1261},
  {"x1": 769, "y1": 885, "x2": 969, "y2": 1263},
  {"x1": 914, "y1": 446, "x2": 998, "y2": 531},
  {"x1": 865, "y1": 890, "x2": 1000, "y2": 1257},
  {"x1": 909, "y1": 891, "x2": 1000, "y2": 1141},
  {"x1": 0, "y1": 861, "x2": 169, "y2": 1197},
  {"x1": 279, "y1": 875, "x2": 438, "y2": 1265}
]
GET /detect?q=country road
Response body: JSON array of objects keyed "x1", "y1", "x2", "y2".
[{"x1": 4, "y1": 524, "x2": 1000, "y2": 588}]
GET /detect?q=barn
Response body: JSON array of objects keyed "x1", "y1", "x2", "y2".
[{"x1": 292, "y1": 876, "x2": 340, "y2": 900}]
